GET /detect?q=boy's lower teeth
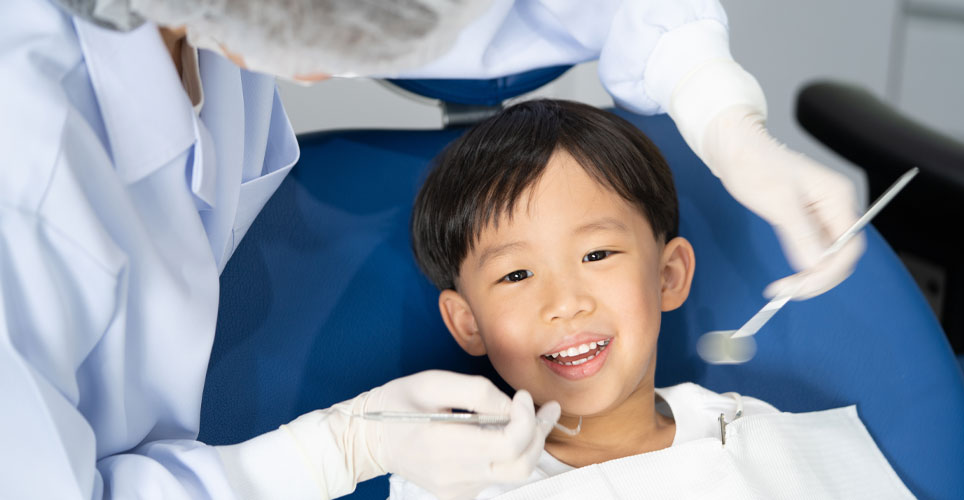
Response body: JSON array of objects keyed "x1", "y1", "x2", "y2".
[
  {"x1": 545, "y1": 343, "x2": 608, "y2": 366},
  {"x1": 561, "y1": 355, "x2": 594, "y2": 366}
]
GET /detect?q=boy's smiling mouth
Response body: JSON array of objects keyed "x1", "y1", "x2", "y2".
[
  {"x1": 541, "y1": 335, "x2": 614, "y2": 380},
  {"x1": 542, "y1": 339, "x2": 612, "y2": 365}
]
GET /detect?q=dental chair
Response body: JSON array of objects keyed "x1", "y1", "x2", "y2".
[{"x1": 200, "y1": 69, "x2": 964, "y2": 499}]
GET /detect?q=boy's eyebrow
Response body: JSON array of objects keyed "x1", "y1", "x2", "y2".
[
  {"x1": 574, "y1": 217, "x2": 629, "y2": 235},
  {"x1": 476, "y1": 241, "x2": 529, "y2": 270}
]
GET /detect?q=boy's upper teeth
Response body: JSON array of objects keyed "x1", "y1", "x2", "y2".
[{"x1": 547, "y1": 339, "x2": 610, "y2": 358}]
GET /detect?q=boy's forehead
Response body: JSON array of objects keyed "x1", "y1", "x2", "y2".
[
  {"x1": 469, "y1": 156, "x2": 652, "y2": 257},
  {"x1": 499, "y1": 152, "x2": 611, "y2": 219}
]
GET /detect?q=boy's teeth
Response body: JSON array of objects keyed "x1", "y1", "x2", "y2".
[
  {"x1": 545, "y1": 339, "x2": 611, "y2": 360},
  {"x1": 559, "y1": 354, "x2": 597, "y2": 366}
]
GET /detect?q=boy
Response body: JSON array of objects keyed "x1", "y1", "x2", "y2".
[{"x1": 393, "y1": 99, "x2": 910, "y2": 499}]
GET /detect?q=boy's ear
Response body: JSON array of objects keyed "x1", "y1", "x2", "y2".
[
  {"x1": 659, "y1": 236, "x2": 696, "y2": 312},
  {"x1": 438, "y1": 289, "x2": 487, "y2": 356}
]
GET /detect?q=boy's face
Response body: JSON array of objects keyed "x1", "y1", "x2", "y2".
[{"x1": 439, "y1": 150, "x2": 694, "y2": 416}]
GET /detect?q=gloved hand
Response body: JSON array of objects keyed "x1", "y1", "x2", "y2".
[
  {"x1": 223, "y1": 370, "x2": 560, "y2": 500},
  {"x1": 668, "y1": 60, "x2": 865, "y2": 300},
  {"x1": 366, "y1": 371, "x2": 561, "y2": 499}
]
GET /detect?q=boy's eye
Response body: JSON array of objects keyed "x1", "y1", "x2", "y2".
[
  {"x1": 583, "y1": 250, "x2": 614, "y2": 263},
  {"x1": 501, "y1": 270, "x2": 533, "y2": 283}
]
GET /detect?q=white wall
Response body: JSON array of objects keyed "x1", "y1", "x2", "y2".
[
  {"x1": 896, "y1": 0, "x2": 964, "y2": 140},
  {"x1": 278, "y1": 61, "x2": 612, "y2": 135},
  {"x1": 279, "y1": 0, "x2": 964, "y2": 208}
]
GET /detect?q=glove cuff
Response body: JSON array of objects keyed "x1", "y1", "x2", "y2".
[
  {"x1": 215, "y1": 427, "x2": 325, "y2": 500},
  {"x1": 667, "y1": 59, "x2": 768, "y2": 166},
  {"x1": 642, "y1": 19, "x2": 734, "y2": 113},
  {"x1": 217, "y1": 393, "x2": 386, "y2": 500}
]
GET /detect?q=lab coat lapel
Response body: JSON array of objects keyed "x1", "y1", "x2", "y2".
[
  {"x1": 195, "y1": 50, "x2": 245, "y2": 271},
  {"x1": 193, "y1": 50, "x2": 298, "y2": 272},
  {"x1": 73, "y1": 18, "x2": 196, "y2": 185},
  {"x1": 229, "y1": 81, "x2": 299, "y2": 266}
]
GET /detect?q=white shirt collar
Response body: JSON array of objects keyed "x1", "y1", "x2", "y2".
[{"x1": 73, "y1": 17, "x2": 196, "y2": 184}]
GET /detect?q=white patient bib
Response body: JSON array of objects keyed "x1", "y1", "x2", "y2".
[{"x1": 493, "y1": 406, "x2": 913, "y2": 500}]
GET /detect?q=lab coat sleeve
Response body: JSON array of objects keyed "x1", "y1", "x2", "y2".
[
  {"x1": 397, "y1": 0, "x2": 733, "y2": 116},
  {"x1": 0, "y1": 151, "x2": 338, "y2": 500},
  {"x1": 598, "y1": 0, "x2": 733, "y2": 115},
  {"x1": 215, "y1": 403, "x2": 378, "y2": 500},
  {"x1": 0, "y1": 207, "x2": 232, "y2": 499}
]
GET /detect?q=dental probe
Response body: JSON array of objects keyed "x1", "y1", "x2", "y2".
[
  {"x1": 697, "y1": 166, "x2": 919, "y2": 364},
  {"x1": 360, "y1": 411, "x2": 583, "y2": 436},
  {"x1": 361, "y1": 411, "x2": 510, "y2": 425}
]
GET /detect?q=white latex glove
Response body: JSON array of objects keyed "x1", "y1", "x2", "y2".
[
  {"x1": 216, "y1": 370, "x2": 561, "y2": 500},
  {"x1": 668, "y1": 60, "x2": 865, "y2": 300},
  {"x1": 367, "y1": 371, "x2": 561, "y2": 499}
]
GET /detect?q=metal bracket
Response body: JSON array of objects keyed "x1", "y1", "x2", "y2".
[
  {"x1": 719, "y1": 413, "x2": 728, "y2": 446},
  {"x1": 719, "y1": 410, "x2": 745, "y2": 446}
]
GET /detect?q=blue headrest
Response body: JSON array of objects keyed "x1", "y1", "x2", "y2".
[
  {"x1": 201, "y1": 111, "x2": 964, "y2": 499},
  {"x1": 387, "y1": 65, "x2": 572, "y2": 106}
]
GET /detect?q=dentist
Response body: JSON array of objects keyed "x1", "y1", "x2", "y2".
[{"x1": 0, "y1": 0, "x2": 862, "y2": 499}]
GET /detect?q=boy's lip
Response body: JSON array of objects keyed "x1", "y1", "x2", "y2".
[{"x1": 541, "y1": 332, "x2": 613, "y2": 357}]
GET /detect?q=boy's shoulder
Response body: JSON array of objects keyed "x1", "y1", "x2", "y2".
[
  {"x1": 655, "y1": 382, "x2": 780, "y2": 444},
  {"x1": 657, "y1": 381, "x2": 780, "y2": 414}
]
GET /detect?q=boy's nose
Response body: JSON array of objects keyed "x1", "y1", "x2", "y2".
[{"x1": 540, "y1": 274, "x2": 596, "y2": 323}]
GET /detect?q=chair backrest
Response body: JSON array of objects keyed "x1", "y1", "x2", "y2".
[
  {"x1": 200, "y1": 76, "x2": 964, "y2": 500},
  {"x1": 388, "y1": 65, "x2": 572, "y2": 106}
]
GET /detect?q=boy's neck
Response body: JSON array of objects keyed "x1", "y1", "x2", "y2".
[{"x1": 544, "y1": 382, "x2": 675, "y2": 468}]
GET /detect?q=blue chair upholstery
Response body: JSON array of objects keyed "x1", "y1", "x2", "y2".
[{"x1": 200, "y1": 79, "x2": 964, "y2": 499}]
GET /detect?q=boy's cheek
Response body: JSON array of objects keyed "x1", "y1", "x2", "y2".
[
  {"x1": 484, "y1": 338, "x2": 539, "y2": 384},
  {"x1": 484, "y1": 337, "x2": 531, "y2": 369},
  {"x1": 602, "y1": 272, "x2": 661, "y2": 313}
]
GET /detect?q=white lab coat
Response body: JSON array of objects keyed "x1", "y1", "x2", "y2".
[{"x1": 0, "y1": 0, "x2": 732, "y2": 498}]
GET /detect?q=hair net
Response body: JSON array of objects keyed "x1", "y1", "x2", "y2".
[
  {"x1": 53, "y1": 0, "x2": 144, "y2": 31},
  {"x1": 55, "y1": 0, "x2": 491, "y2": 77}
]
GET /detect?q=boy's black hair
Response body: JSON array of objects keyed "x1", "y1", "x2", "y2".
[{"x1": 411, "y1": 99, "x2": 678, "y2": 290}]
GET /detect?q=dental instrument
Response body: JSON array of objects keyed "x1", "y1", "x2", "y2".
[
  {"x1": 698, "y1": 167, "x2": 920, "y2": 365},
  {"x1": 359, "y1": 411, "x2": 583, "y2": 436}
]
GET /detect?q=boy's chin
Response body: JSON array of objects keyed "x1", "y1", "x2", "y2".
[
  {"x1": 537, "y1": 381, "x2": 654, "y2": 418},
  {"x1": 541, "y1": 393, "x2": 622, "y2": 418}
]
